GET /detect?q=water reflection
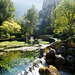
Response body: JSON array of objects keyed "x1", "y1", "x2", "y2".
[{"x1": 0, "y1": 50, "x2": 39, "y2": 75}]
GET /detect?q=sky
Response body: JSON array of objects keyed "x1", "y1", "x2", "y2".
[
  {"x1": 12, "y1": 0, "x2": 43, "y2": 18},
  {"x1": 12, "y1": 0, "x2": 43, "y2": 8}
]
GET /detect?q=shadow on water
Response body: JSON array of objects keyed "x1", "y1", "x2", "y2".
[{"x1": 0, "y1": 50, "x2": 40, "y2": 75}]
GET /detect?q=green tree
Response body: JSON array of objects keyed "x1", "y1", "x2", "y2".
[
  {"x1": 0, "y1": 19, "x2": 21, "y2": 38},
  {"x1": 51, "y1": 0, "x2": 57, "y2": 28},
  {"x1": 0, "y1": 0, "x2": 15, "y2": 25},
  {"x1": 53, "y1": 0, "x2": 75, "y2": 39},
  {"x1": 15, "y1": 15, "x2": 31, "y2": 42},
  {"x1": 15, "y1": 15, "x2": 31, "y2": 37},
  {"x1": 26, "y1": 5, "x2": 39, "y2": 35}
]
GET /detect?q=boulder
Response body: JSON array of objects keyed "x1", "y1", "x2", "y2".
[
  {"x1": 55, "y1": 54, "x2": 65, "y2": 64},
  {"x1": 49, "y1": 65, "x2": 61, "y2": 75},
  {"x1": 39, "y1": 67, "x2": 51, "y2": 75},
  {"x1": 57, "y1": 46, "x2": 66, "y2": 54},
  {"x1": 46, "y1": 48, "x2": 56, "y2": 59},
  {"x1": 67, "y1": 48, "x2": 75, "y2": 57},
  {"x1": 46, "y1": 58, "x2": 55, "y2": 65},
  {"x1": 39, "y1": 65, "x2": 61, "y2": 75},
  {"x1": 66, "y1": 55, "x2": 75, "y2": 67}
]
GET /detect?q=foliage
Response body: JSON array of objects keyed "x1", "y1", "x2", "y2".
[
  {"x1": 19, "y1": 15, "x2": 31, "y2": 37},
  {"x1": 53, "y1": 0, "x2": 75, "y2": 39},
  {"x1": 46, "y1": 48, "x2": 49, "y2": 53},
  {"x1": 0, "y1": 0, "x2": 15, "y2": 25},
  {"x1": 53, "y1": 40, "x2": 61, "y2": 44},
  {"x1": 15, "y1": 5, "x2": 39, "y2": 37},
  {"x1": 51, "y1": 0, "x2": 57, "y2": 28},
  {"x1": 26, "y1": 5, "x2": 39, "y2": 35},
  {"x1": 0, "y1": 19, "x2": 21, "y2": 38}
]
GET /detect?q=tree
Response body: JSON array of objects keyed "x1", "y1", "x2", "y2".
[
  {"x1": 53, "y1": 0, "x2": 75, "y2": 39},
  {"x1": 0, "y1": 19, "x2": 21, "y2": 38},
  {"x1": 0, "y1": 0, "x2": 15, "y2": 25},
  {"x1": 15, "y1": 14, "x2": 31, "y2": 37},
  {"x1": 26, "y1": 5, "x2": 39, "y2": 35},
  {"x1": 51, "y1": 0, "x2": 57, "y2": 28}
]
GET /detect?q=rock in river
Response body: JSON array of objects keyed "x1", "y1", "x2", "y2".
[
  {"x1": 55, "y1": 54, "x2": 65, "y2": 65},
  {"x1": 39, "y1": 65, "x2": 61, "y2": 75}
]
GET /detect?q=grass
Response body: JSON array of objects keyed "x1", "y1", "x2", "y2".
[
  {"x1": 38, "y1": 39, "x2": 49, "y2": 44},
  {"x1": 46, "y1": 48, "x2": 49, "y2": 53},
  {"x1": 0, "y1": 41, "x2": 29, "y2": 48}
]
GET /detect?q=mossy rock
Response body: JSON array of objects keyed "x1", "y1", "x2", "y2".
[
  {"x1": 49, "y1": 65, "x2": 61, "y2": 75},
  {"x1": 39, "y1": 67, "x2": 51, "y2": 75},
  {"x1": 39, "y1": 65, "x2": 61, "y2": 75}
]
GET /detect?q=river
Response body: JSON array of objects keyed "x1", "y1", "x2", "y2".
[{"x1": 0, "y1": 50, "x2": 40, "y2": 75}]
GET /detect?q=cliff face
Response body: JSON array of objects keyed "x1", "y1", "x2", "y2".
[
  {"x1": 38, "y1": 0, "x2": 62, "y2": 34},
  {"x1": 39, "y1": 0, "x2": 62, "y2": 23}
]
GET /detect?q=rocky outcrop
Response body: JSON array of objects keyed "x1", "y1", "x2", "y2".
[
  {"x1": 46, "y1": 48, "x2": 65, "y2": 65},
  {"x1": 47, "y1": 38, "x2": 75, "y2": 50},
  {"x1": 46, "y1": 38, "x2": 75, "y2": 72},
  {"x1": 57, "y1": 46, "x2": 66, "y2": 54},
  {"x1": 46, "y1": 48, "x2": 56, "y2": 58},
  {"x1": 67, "y1": 48, "x2": 75, "y2": 57},
  {"x1": 66, "y1": 55, "x2": 75, "y2": 67},
  {"x1": 46, "y1": 48, "x2": 56, "y2": 64},
  {"x1": 55, "y1": 54, "x2": 65, "y2": 65},
  {"x1": 40, "y1": 0, "x2": 62, "y2": 20}
]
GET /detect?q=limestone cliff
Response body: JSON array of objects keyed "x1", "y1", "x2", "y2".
[{"x1": 39, "y1": 0, "x2": 62, "y2": 23}]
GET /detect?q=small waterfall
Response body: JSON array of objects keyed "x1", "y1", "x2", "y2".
[{"x1": 18, "y1": 58, "x2": 48, "y2": 75}]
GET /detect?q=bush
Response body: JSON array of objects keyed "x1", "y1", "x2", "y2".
[
  {"x1": 1, "y1": 34, "x2": 6, "y2": 38},
  {"x1": 11, "y1": 36, "x2": 15, "y2": 38},
  {"x1": 6, "y1": 33, "x2": 10, "y2": 38}
]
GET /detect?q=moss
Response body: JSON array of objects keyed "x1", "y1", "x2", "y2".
[
  {"x1": 53, "y1": 41, "x2": 61, "y2": 44},
  {"x1": 46, "y1": 48, "x2": 49, "y2": 53},
  {"x1": 49, "y1": 65, "x2": 57, "y2": 71},
  {"x1": 39, "y1": 67, "x2": 51, "y2": 75},
  {"x1": 39, "y1": 66, "x2": 60, "y2": 75}
]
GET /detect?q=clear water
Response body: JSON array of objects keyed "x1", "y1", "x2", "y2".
[
  {"x1": 0, "y1": 50, "x2": 73, "y2": 75},
  {"x1": 0, "y1": 50, "x2": 40, "y2": 75}
]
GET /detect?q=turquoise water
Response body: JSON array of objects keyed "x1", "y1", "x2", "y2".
[{"x1": 0, "y1": 50, "x2": 40, "y2": 75}]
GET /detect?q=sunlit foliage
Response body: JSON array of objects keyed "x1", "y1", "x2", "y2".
[
  {"x1": 0, "y1": 0, "x2": 15, "y2": 25},
  {"x1": 54, "y1": 0, "x2": 75, "y2": 38},
  {"x1": 0, "y1": 19, "x2": 21, "y2": 38}
]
